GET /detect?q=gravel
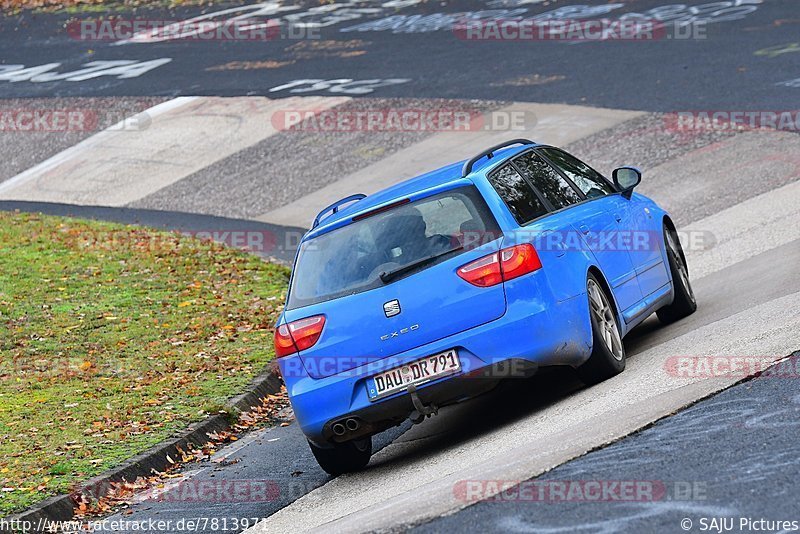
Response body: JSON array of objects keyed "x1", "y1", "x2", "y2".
[{"x1": 129, "y1": 98, "x2": 506, "y2": 219}]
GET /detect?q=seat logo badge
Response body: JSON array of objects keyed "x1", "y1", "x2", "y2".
[{"x1": 383, "y1": 299, "x2": 401, "y2": 318}]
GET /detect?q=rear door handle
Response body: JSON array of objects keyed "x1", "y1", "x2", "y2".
[
  {"x1": 579, "y1": 224, "x2": 590, "y2": 235},
  {"x1": 614, "y1": 213, "x2": 622, "y2": 223}
]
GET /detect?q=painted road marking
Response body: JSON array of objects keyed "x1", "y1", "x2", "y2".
[
  {"x1": 340, "y1": 1, "x2": 764, "y2": 34},
  {"x1": 684, "y1": 179, "x2": 800, "y2": 280},
  {"x1": 0, "y1": 96, "x2": 350, "y2": 206},
  {"x1": 114, "y1": 1, "x2": 425, "y2": 44},
  {"x1": 0, "y1": 97, "x2": 197, "y2": 195},
  {"x1": 0, "y1": 59, "x2": 172, "y2": 83},
  {"x1": 268, "y1": 78, "x2": 412, "y2": 95}
]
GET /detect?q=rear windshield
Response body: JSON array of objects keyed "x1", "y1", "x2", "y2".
[{"x1": 287, "y1": 186, "x2": 500, "y2": 309}]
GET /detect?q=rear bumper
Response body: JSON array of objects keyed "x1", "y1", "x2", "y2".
[
  {"x1": 278, "y1": 291, "x2": 591, "y2": 444},
  {"x1": 318, "y1": 359, "x2": 538, "y2": 444}
]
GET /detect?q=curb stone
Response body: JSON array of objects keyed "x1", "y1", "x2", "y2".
[{"x1": 2, "y1": 363, "x2": 284, "y2": 531}]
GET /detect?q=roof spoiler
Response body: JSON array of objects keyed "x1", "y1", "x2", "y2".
[
  {"x1": 312, "y1": 194, "x2": 367, "y2": 229},
  {"x1": 461, "y1": 138, "x2": 536, "y2": 177}
]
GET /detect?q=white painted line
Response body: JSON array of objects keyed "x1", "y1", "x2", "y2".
[
  {"x1": 0, "y1": 97, "x2": 198, "y2": 196},
  {"x1": 0, "y1": 95, "x2": 351, "y2": 206},
  {"x1": 684, "y1": 179, "x2": 800, "y2": 280},
  {"x1": 210, "y1": 426, "x2": 271, "y2": 463}
]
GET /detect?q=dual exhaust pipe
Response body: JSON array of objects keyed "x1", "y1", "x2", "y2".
[
  {"x1": 331, "y1": 386, "x2": 438, "y2": 437},
  {"x1": 332, "y1": 418, "x2": 360, "y2": 436}
]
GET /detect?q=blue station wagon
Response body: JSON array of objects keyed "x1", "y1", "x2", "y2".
[{"x1": 273, "y1": 139, "x2": 696, "y2": 475}]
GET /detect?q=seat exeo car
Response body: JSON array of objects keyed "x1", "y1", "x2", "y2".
[{"x1": 273, "y1": 139, "x2": 696, "y2": 475}]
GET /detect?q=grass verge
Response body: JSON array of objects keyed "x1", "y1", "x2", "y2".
[{"x1": 0, "y1": 211, "x2": 290, "y2": 516}]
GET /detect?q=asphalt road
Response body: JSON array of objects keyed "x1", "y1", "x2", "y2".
[
  {"x1": 415, "y1": 352, "x2": 800, "y2": 534},
  {"x1": 0, "y1": 0, "x2": 798, "y2": 110},
  {"x1": 0, "y1": 200, "x2": 304, "y2": 263},
  {"x1": 91, "y1": 241, "x2": 800, "y2": 531},
  {"x1": 94, "y1": 419, "x2": 412, "y2": 534}
]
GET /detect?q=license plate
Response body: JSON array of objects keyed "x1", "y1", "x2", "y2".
[{"x1": 367, "y1": 349, "x2": 460, "y2": 401}]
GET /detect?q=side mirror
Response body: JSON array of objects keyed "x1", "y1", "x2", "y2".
[{"x1": 612, "y1": 166, "x2": 642, "y2": 199}]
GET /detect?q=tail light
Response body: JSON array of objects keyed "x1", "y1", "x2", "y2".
[
  {"x1": 500, "y1": 243, "x2": 542, "y2": 280},
  {"x1": 457, "y1": 244, "x2": 541, "y2": 287},
  {"x1": 273, "y1": 315, "x2": 326, "y2": 357}
]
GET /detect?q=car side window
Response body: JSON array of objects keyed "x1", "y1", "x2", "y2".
[
  {"x1": 539, "y1": 147, "x2": 615, "y2": 198},
  {"x1": 487, "y1": 163, "x2": 548, "y2": 225},
  {"x1": 417, "y1": 195, "x2": 475, "y2": 237},
  {"x1": 514, "y1": 151, "x2": 582, "y2": 210}
]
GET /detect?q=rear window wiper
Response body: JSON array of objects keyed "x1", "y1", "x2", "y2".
[{"x1": 380, "y1": 245, "x2": 464, "y2": 284}]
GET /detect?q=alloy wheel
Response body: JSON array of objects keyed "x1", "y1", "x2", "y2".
[
  {"x1": 587, "y1": 279, "x2": 624, "y2": 361},
  {"x1": 666, "y1": 231, "x2": 695, "y2": 304}
]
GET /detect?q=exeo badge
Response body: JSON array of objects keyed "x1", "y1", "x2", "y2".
[{"x1": 380, "y1": 324, "x2": 420, "y2": 341}]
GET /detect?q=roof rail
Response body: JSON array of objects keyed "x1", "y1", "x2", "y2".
[
  {"x1": 312, "y1": 194, "x2": 367, "y2": 229},
  {"x1": 461, "y1": 138, "x2": 535, "y2": 177}
]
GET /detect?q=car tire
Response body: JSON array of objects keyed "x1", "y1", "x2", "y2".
[
  {"x1": 308, "y1": 437, "x2": 372, "y2": 476},
  {"x1": 656, "y1": 225, "x2": 697, "y2": 325},
  {"x1": 576, "y1": 273, "x2": 626, "y2": 386}
]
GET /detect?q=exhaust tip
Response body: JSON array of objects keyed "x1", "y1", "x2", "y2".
[
  {"x1": 332, "y1": 423, "x2": 346, "y2": 436},
  {"x1": 345, "y1": 418, "x2": 360, "y2": 431}
]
